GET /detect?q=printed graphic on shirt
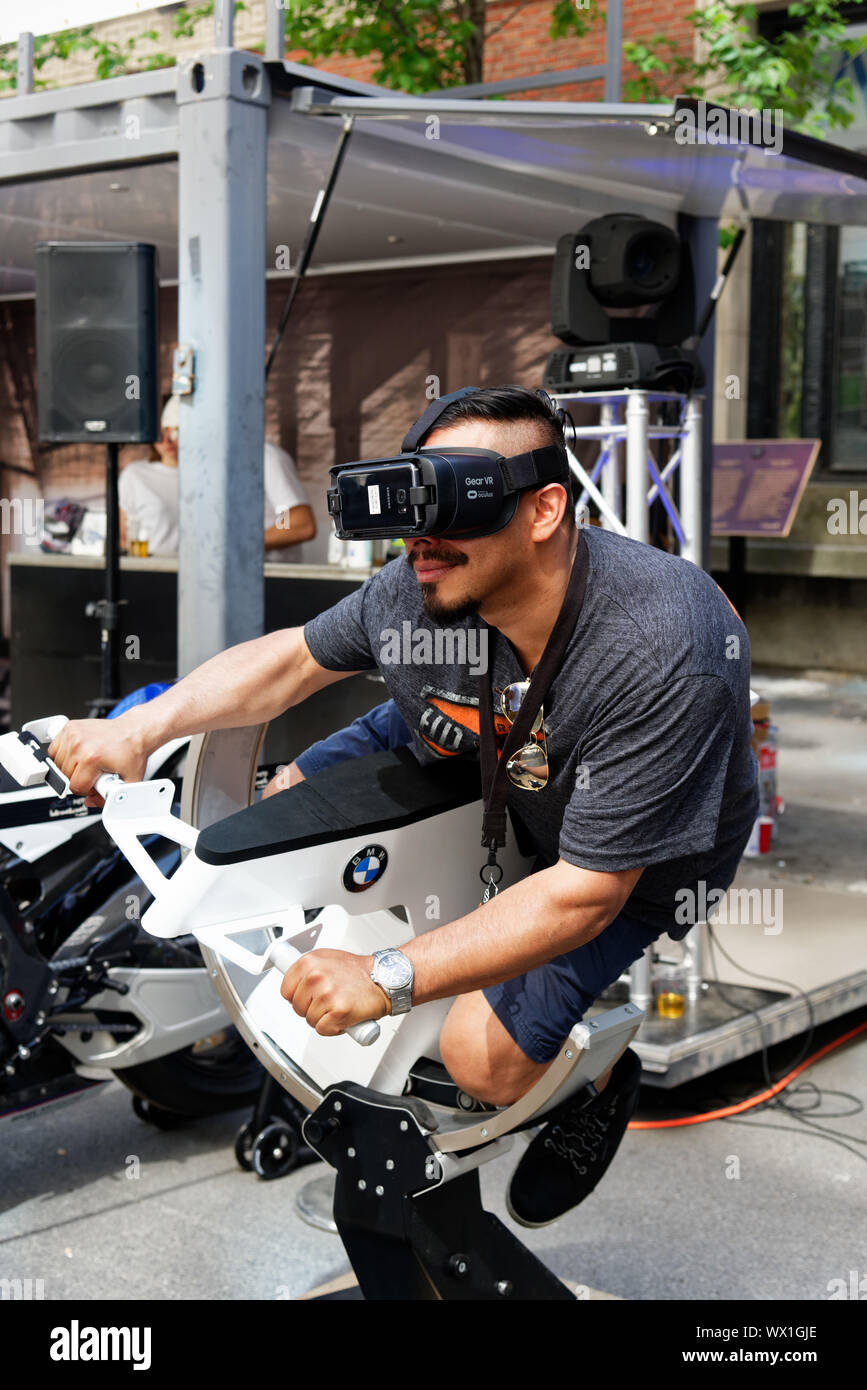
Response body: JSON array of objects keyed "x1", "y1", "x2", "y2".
[{"x1": 418, "y1": 685, "x2": 510, "y2": 757}]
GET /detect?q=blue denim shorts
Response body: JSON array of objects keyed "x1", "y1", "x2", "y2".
[{"x1": 483, "y1": 910, "x2": 661, "y2": 1063}]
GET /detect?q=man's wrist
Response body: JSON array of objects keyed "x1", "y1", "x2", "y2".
[
  {"x1": 368, "y1": 949, "x2": 417, "y2": 1014},
  {"x1": 371, "y1": 981, "x2": 393, "y2": 1015},
  {"x1": 115, "y1": 702, "x2": 170, "y2": 759},
  {"x1": 365, "y1": 956, "x2": 393, "y2": 1015}
]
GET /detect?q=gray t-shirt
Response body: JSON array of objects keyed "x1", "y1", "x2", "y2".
[{"x1": 304, "y1": 525, "x2": 759, "y2": 938}]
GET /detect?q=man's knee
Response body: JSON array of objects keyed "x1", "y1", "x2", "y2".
[{"x1": 439, "y1": 993, "x2": 549, "y2": 1107}]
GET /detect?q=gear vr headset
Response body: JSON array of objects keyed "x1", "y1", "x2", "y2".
[{"x1": 327, "y1": 387, "x2": 571, "y2": 540}]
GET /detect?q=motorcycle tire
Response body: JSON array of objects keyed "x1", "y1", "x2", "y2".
[
  {"x1": 117, "y1": 1026, "x2": 264, "y2": 1119},
  {"x1": 132, "y1": 1094, "x2": 190, "y2": 1129}
]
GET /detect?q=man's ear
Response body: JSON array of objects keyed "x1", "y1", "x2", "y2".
[{"x1": 530, "y1": 483, "x2": 569, "y2": 539}]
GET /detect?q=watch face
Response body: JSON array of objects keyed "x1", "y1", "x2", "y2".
[{"x1": 375, "y1": 951, "x2": 412, "y2": 989}]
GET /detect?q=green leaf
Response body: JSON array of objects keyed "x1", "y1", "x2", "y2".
[{"x1": 719, "y1": 223, "x2": 739, "y2": 250}]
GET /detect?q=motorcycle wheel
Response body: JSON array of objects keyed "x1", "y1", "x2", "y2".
[
  {"x1": 117, "y1": 1027, "x2": 263, "y2": 1118},
  {"x1": 132, "y1": 1094, "x2": 189, "y2": 1129}
]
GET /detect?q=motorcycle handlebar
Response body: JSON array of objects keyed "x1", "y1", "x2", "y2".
[
  {"x1": 94, "y1": 771, "x2": 122, "y2": 801},
  {"x1": 267, "y1": 939, "x2": 381, "y2": 1048}
]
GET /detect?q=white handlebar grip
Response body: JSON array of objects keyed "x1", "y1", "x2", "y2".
[
  {"x1": 0, "y1": 717, "x2": 72, "y2": 796},
  {"x1": 22, "y1": 714, "x2": 69, "y2": 745},
  {"x1": 268, "y1": 939, "x2": 381, "y2": 1047},
  {"x1": 95, "y1": 772, "x2": 122, "y2": 800},
  {"x1": 344, "y1": 1018, "x2": 382, "y2": 1047},
  {"x1": 267, "y1": 939, "x2": 300, "y2": 973}
]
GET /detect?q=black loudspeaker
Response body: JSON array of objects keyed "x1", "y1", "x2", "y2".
[{"x1": 35, "y1": 242, "x2": 159, "y2": 443}]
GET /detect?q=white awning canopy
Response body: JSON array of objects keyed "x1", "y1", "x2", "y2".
[{"x1": 2, "y1": 62, "x2": 866, "y2": 298}]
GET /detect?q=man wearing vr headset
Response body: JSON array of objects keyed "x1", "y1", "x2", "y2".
[{"x1": 50, "y1": 385, "x2": 759, "y2": 1229}]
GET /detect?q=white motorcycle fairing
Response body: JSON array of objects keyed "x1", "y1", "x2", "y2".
[{"x1": 98, "y1": 744, "x2": 643, "y2": 1156}]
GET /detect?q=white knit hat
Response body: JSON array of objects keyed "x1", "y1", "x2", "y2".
[{"x1": 161, "y1": 394, "x2": 180, "y2": 430}]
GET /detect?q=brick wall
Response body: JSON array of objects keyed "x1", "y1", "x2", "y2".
[
  {"x1": 479, "y1": 0, "x2": 695, "y2": 99},
  {"x1": 0, "y1": 256, "x2": 564, "y2": 632},
  {"x1": 0, "y1": 255, "x2": 559, "y2": 497},
  {"x1": 6, "y1": 0, "x2": 700, "y2": 100}
]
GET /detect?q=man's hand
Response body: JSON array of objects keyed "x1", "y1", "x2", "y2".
[
  {"x1": 48, "y1": 717, "x2": 149, "y2": 805},
  {"x1": 279, "y1": 949, "x2": 390, "y2": 1035},
  {"x1": 262, "y1": 761, "x2": 305, "y2": 799}
]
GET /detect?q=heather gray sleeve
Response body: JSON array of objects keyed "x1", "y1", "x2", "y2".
[
  {"x1": 559, "y1": 674, "x2": 738, "y2": 872},
  {"x1": 303, "y1": 560, "x2": 405, "y2": 672}
]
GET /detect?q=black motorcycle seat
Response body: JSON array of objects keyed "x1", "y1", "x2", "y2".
[{"x1": 194, "y1": 748, "x2": 483, "y2": 866}]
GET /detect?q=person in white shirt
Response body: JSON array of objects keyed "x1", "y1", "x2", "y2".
[
  {"x1": 118, "y1": 395, "x2": 316, "y2": 558},
  {"x1": 262, "y1": 439, "x2": 317, "y2": 562},
  {"x1": 118, "y1": 433, "x2": 178, "y2": 555}
]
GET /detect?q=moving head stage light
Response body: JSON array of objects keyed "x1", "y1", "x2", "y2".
[{"x1": 543, "y1": 213, "x2": 704, "y2": 394}]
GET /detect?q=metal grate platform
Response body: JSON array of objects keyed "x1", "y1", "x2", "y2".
[{"x1": 594, "y1": 972, "x2": 867, "y2": 1087}]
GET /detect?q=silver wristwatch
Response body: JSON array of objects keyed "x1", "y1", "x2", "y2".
[{"x1": 370, "y1": 948, "x2": 414, "y2": 1016}]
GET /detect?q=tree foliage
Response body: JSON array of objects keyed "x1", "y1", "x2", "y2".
[
  {"x1": 624, "y1": 1, "x2": 863, "y2": 135},
  {"x1": 0, "y1": 0, "x2": 860, "y2": 141},
  {"x1": 280, "y1": 0, "x2": 478, "y2": 91},
  {"x1": 0, "y1": 4, "x2": 244, "y2": 91},
  {"x1": 0, "y1": 0, "x2": 592, "y2": 95}
]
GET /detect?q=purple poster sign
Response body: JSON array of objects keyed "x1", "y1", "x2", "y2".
[{"x1": 711, "y1": 439, "x2": 820, "y2": 537}]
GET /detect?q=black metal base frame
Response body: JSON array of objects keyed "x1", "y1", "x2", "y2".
[{"x1": 303, "y1": 1082, "x2": 575, "y2": 1302}]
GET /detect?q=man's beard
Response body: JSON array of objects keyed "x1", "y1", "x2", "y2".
[
  {"x1": 410, "y1": 546, "x2": 479, "y2": 621},
  {"x1": 419, "y1": 585, "x2": 481, "y2": 622}
]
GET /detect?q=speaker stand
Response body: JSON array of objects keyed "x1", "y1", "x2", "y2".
[{"x1": 86, "y1": 442, "x2": 123, "y2": 719}]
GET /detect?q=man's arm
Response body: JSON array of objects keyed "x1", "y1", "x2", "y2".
[
  {"x1": 49, "y1": 627, "x2": 355, "y2": 797},
  {"x1": 280, "y1": 859, "x2": 643, "y2": 1034},
  {"x1": 402, "y1": 859, "x2": 643, "y2": 1002},
  {"x1": 265, "y1": 504, "x2": 317, "y2": 550}
]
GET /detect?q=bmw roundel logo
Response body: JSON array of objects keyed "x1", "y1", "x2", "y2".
[{"x1": 343, "y1": 844, "x2": 389, "y2": 893}]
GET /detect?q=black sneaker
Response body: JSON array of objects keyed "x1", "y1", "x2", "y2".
[{"x1": 506, "y1": 1047, "x2": 642, "y2": 1228}]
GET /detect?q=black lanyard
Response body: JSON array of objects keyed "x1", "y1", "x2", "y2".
[{"x1": 478, "y1": 533, "x2": 589, "y2": 899}]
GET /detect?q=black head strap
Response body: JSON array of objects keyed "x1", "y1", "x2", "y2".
[
  {"x1": 403, "y1": 388, "x2": 569, "y2": 496},
  {"x1": 500, "y1": 444, "x2": 569, "y2": 492},
  {"x1": 401, "y1": 386, "x2": 481, "y2": 452}
]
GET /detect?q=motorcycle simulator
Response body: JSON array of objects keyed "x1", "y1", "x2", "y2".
[{"x1": 2, "y1": 715, "x2": 643, "y2": 1300}]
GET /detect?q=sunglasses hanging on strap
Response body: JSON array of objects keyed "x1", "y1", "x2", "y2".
[{"x1": 478, "y1": 533, "x2": 590, "y2": 904}]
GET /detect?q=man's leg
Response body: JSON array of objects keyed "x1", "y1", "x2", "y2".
[
  {"x1": 440, "y1": 911, "x2": 657, "y2": 1227},
  {"x1": 439, "y1": 990, "x2": 553, "y2": 1108},
  {"x1": 440, "y1": 991, "x2": 614, "y2": 1107},
  {"x1": 264, "y1": 700, "x2": 411, "y2": 798}
]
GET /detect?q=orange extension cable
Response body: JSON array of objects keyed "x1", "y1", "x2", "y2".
[{"x1": 628, "y1": 1018, "x2": 867, "y2": 1130}]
